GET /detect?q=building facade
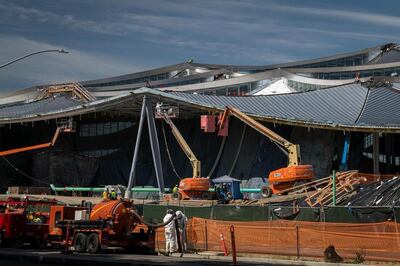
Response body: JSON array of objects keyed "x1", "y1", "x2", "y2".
[{"x1": 0, "y1": 44, "x2": 399, "y2": 192}]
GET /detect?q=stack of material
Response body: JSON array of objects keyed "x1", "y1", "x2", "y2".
[
  {"x1": 304, "y1": 171, "x2": 361, "y2": 207},
  {"x1": 341, "y1": 176, "x2": 400, "y2": 207},
  {"x1": 276, "y1": 171, "x2": 361, "y2": 207},
  {"x1": 271, "y1": 171, "x2": 361, "y2": 219}
]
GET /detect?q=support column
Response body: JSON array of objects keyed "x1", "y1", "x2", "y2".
[
  {"x1": 125, "y1": 96, "x2": 164, "y2": 199},
  {"x1": 340, "y1": 132, "x2": 350, "y2": 171},
  {"x1": 385, "y1": 134, "x2": 392, "y2": 174},
  {"x1": 373, "y1": 132, "x2": 380, "y2": 175},
  {"x1": 145, "y1": 99, "x2": 165, "y2": 197},
  {"x1": 125, "y1": 96, "x2": 147, "y2": 199}
]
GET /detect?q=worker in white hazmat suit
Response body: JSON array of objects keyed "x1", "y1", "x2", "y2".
[
  {"x1": 175, "y1": 210, "x2": 188, "y2": 252},
  {"x1": 163, "y1": 209, "x2": 176, "y2": 256}
]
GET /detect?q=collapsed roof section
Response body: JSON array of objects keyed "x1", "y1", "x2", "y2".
[{"x1": 0, "y1": 83, "x2": 400, "y2": 132}]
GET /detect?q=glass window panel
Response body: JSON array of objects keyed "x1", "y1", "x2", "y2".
[
  {"x1": 89, "y1": 124, "x2": 96, "y2": 136},
  {"x1": 329, "y1": 72, "x2": 340, "y2": 79},
  {"x1": 203, "y1": 90, "x2": 214, "y2": 95},
  {"x1": 345, "y1": 58, "x2": 353, "y2": 66},
  {"x1": 80, "y1": 124, "x2": 89, "y2": 137},
  {"x1": 118, "y1": 121, "x2": 125, "y2": 130},
  {"x1": 104, "y1": 122, "x2": 111, "y2": 134},
  {"x1": 239, "y1": 85, "x2": 249, "y2": 95},
  {"x1": 96, "y1": 123, "x2": 104, "y2": 136},
  {"x1": 216, "y1": 88, "x2": 226, "y2": 96},
  {"x1": 227, "y1": 87, "x2": 238, "y2": 96},
  {"x1": 361, "y1": 71, "x2": 372, "y2": 78},
  {"x1": 111, "y1": 122, "x2": 118, "y2": 133}
]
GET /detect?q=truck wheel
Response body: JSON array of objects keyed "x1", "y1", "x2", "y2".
[
  {"x1": 172, "y1": 192, "x2": 182, "y2": 200},
  {"x1": 86, "y1": 233, "x2": 100, "y2": 254},
  {"x1": 73, "y1": 233, "x2": 87, "y2": 253},
  {"x1": 261, "y1": 186, "x2": 273, "y2": 198},
  {"x1": 201, "y1": 192, "x2": 211, "y2": 200}
]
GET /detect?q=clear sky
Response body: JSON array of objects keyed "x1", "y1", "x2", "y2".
[{"x1": 0, "y1": 0, "x2": 399, "y2": 91}]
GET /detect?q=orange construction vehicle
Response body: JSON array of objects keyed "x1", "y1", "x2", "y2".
[
  {"x1": 155, "y1": 103, "x2": 214, "y2": 200},
  {"x1": 48, "y1": 199, "x2": 173, "y2": 254},
  {"x1": 218, "y1": 106, "x2": 314, "y2": 197}
]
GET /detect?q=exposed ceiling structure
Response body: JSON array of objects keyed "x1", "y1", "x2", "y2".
[{"x1": 0, "y1": 83, "x2": 400, "y2": 132}]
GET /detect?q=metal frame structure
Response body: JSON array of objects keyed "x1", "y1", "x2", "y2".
[{"x1": 125, "y1": 96, "x2": 164, "y2": 199}]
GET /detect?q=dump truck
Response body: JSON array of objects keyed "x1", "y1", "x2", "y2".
[
  {"x1": 155, "y1": 103, "x2": 214, "y2": 200},
  {"x1": 49, "y1": 199, "x2": 174, "y2": 253},
  {"x1": 218, "y1": 106, "x2": 314, "y2": 197}
]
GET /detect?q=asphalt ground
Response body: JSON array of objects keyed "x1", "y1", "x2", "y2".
[
  {"x1": 0, "y1": 248, "x2": 373, "y2": 266},
  {"x1": 0, "y1": 248, "x2": 292, "y2": 266}
]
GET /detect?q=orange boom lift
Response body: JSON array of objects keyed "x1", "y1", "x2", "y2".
[
  {"x1": 218, "y1": 106, "x2": 314, "y2": 197},
  {"x1": 0, "y1": 118, "x2": 74, "y2": 157},
  {"x1": 155, "y1": 103, "x2": 213, "y2": 200}
]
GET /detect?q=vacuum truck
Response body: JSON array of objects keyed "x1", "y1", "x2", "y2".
[{"x1": 48, "y1": 199, "x2": 174, "y2": 254}]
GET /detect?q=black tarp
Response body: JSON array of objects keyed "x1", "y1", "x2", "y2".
[
  {"x1": 342, "y1": 176, "x2": 400, "y2": 207},
  {"x1": 0, "y1": 114, "x2": 340, "y2": 193}
]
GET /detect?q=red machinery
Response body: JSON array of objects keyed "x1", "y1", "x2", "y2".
[
  {"x1": 49, "y1": 199, "x2": 172, "y2": 254},
  {"x1": 0, "y1": 197, "x2": 56, "y2": 247}
]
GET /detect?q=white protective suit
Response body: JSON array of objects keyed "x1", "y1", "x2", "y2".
[
  {"x1": 175, "y1": 210, "x2": 188, "y2": 252},
  {"x1": 163, "y1": 213, "x2": 176, "y2": 254}
]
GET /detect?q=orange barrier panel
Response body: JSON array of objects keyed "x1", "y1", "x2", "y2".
[{"x1": 155, "y1": 218, "x2": 400, "y2": 262}]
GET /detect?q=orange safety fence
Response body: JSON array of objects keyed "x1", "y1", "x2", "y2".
[{"x1": 155, "y1": 218, "x2": 400, "y2": 262}]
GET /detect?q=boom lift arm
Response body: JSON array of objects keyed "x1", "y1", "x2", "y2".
[
  {"x1": 218, "y1": 106, "x2": 313, "y2": 197},
  {"x1": 0, "y1": 119, "x2": 74, "y2": 157},
  {"x1": 158, "y1": 109, "x2": 201, "y2": 178},
  {"x1": 218, "y1": 106, "x2": 301, "y2": 166}
]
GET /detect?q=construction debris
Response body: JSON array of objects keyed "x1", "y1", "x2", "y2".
[
  {"x1": 342, "y1": 176, "x2": 400, "y2": 207},
  {"x1": 36, "y1": 83, "x2": 96, "y2": 102},
  {"x1": 275, "y1": 171, "x2": 361, "y2": 207},
  {"x1": 303, "y1": 171, "x2": 361, "y2": 207}
]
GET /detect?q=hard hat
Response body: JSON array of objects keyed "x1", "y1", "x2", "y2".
[{"x1": 176, "y1": 210, "x2": 183, "y2": 218}]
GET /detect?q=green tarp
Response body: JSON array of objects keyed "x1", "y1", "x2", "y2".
[{"x1": 141, "y1": 203, "x2": 400, "y2": 223}]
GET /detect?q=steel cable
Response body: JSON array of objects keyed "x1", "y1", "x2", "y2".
[
  {"x1": 161, "y1": 121, "x2": 182, "y2": 180},
  {"x1": 2, "y1": 156, "x2": 50, "y2": 185},
  {"x1": 228, "y1": 124, "x2": 246, "y2": 176}
]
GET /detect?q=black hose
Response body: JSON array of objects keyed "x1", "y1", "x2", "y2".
[{"x1": 131, "y1": 210, "x2": 176, "y2": 228}]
